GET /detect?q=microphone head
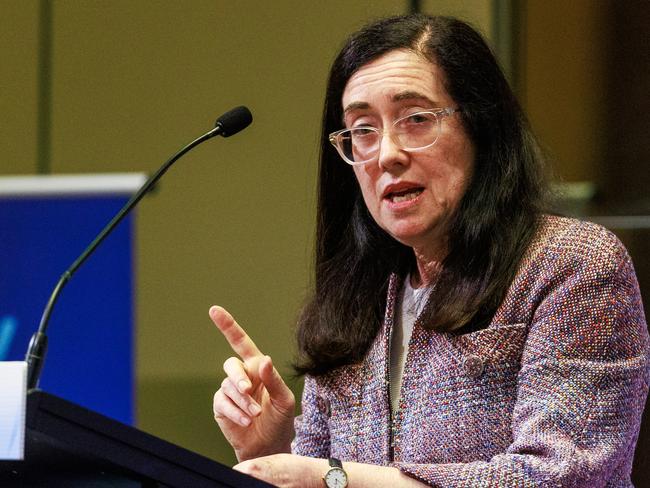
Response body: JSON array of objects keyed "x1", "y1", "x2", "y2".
[{"x1": 215, "y1": 106, "x2": 253, "y2": 137}]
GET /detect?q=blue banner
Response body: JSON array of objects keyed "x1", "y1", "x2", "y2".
[{"x1": 0, "y1": 195, "x2": 135, "y2": 425}]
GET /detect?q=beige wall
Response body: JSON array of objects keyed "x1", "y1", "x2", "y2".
[
  {"x1": 1, "y1": 0, "x2": 40, "y2": 173},
  {"x1": 518, "y1": 0, "x2": 608, "y2": 183},
  {"x1": 2, "y1": 0, "x2": 497, "y2": 464},
  {"x1": 423, "y1": 0, "x2": 493, "y2": 34}
]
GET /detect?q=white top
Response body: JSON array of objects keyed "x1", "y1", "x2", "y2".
[
  {"x1": 390, "y1": 274, "x2": 430, "y2": 414},
  {"x1": 0, "y1": 361, "x2": 26, "y2": 460},
  {"x1": 0, "y1": 173, "x2": 147, "y2": 198}
]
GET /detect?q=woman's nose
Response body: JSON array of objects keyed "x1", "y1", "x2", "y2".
[{"x1": 377, "y1": 132, "x2": 409, "y2": 170}]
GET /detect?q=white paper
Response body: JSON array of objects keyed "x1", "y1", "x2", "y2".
[{"x1": 0, "y1": 361, "x2": 26, "y2": 460}]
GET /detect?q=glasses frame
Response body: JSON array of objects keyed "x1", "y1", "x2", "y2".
[{"x1": 328, "y1": 107, "x2": 461, "y2": 166}]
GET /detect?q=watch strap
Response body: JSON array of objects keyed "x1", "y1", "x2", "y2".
[{"x1": 329, "y1": 457, "x2": 343, "y2": 469}]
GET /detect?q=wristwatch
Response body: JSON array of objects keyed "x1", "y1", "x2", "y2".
[{"x1": 323, "y1": 457, "x2": 348, "y2": 488}]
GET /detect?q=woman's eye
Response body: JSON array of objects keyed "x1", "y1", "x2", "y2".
[
  {"x1": 396, "y1": 113, "x2": 435, "y2": 132},
  {"x1": 405, "y1": 113, "x2": 432, "y2": 124},
  {"x1": 351, "y1": 127, "x2": 376, "y2": 136}
]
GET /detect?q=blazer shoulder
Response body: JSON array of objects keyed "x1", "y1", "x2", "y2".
[{"x1": 526, "y1": 215, "x2": 632, "y2": 272}]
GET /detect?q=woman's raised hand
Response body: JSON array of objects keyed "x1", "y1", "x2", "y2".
[{"x1": 210, "y1": 306, "x2": 296, "y2": 462}]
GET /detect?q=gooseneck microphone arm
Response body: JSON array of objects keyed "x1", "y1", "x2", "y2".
[{"x1": 25, "y1": 105, "x2": 253, "y2": 390}]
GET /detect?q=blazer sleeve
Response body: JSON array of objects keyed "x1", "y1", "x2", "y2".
[
  {"x1": 393, "y1": 233, "x2": 650, "y2": 487},
  {"x1": 291, "y1": 374, "x2": 331, "y2": 458}
]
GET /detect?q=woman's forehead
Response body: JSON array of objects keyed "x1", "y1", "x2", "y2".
[{"x1": 342, "y1": 50, "x2": 449, "y2": 110}]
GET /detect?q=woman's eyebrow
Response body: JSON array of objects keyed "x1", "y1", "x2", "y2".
[
  {"x1": 392, "y1": 90, "x2": 437, "y2": 105},
  {"x1": 344, "y1": 92, "x2": 438, "y2": 114},
  {"x1": 341, "y1": 91, "x2": 439, "y2": 123},
  {"x1": 343, "y1": 101, "x2": 370, "y2": 114}
]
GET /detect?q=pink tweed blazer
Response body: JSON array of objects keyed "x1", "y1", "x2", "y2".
[{"x1": 292, "y1": 216, "x2": 650, "y2": 487}]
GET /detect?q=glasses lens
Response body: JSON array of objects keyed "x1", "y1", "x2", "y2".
[
  {"x1": 395, "y1": 112, "x2": 440, "y2": 150},
  {"x1": 340, "y1": 128, "x2": 379, "y2": 164},
  {"x1": 331, "y1": 111, "x2": 447, "y2": 165}
]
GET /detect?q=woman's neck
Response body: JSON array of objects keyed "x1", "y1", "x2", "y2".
[{"x1": 411, "y1": 245, "x2": 445, "y2": 288}]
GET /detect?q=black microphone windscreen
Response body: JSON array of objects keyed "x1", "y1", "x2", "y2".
[{"x1": 215, "y1": 106, "x2": 253, "y2": 137}]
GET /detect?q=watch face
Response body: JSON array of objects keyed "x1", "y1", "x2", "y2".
[{"x1": 324, "y1": 467, "x2": 348, "y2": 488}]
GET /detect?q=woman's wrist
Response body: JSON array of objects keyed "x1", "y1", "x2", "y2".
[
  {"x1": 341, "y1": 461, "x2": 428, "y2": 487},
  {"x1": 234, "y1": 431, "x2": 294, "y2": 462},
  {"x1": 234, "y1": 443, "x2": 291, "y2": 463}
]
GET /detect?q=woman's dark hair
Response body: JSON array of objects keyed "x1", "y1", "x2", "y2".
[{"x1": 295, "y1": 14, "x2": 547, "y2": 376}]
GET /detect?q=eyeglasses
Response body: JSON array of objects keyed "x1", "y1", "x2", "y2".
[{"x1": 329, "y1": 107, "x2": 460, "y2": 165}]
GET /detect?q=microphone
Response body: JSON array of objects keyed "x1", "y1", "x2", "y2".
[
  {"x1": 214, "y1": 106, "x2": 253, "y2": 137},
  {"x1": 24, "y1": 106, "x2": 253, "y2": 390}
]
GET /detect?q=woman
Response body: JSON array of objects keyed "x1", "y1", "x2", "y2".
[{"x1": 211, "y1": 14, "x2": 649, "y2": 487}]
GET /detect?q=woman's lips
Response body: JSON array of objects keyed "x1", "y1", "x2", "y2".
[
  {"x1": 388, "y1": 188, "x2": 423, "y2": 203},
  {"x1": 384, "y1": 187, "x2": 424, "y2": 209}
]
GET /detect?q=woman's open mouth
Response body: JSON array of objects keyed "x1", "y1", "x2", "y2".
[{"x1": 388, "y1": 188, "x2": 424, "y2": 203}]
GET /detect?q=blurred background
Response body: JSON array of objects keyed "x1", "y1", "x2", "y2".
[{"x1": 2, "y1": 0, "x2": 648, "y2": 477}]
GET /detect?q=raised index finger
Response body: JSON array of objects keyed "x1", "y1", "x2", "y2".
[{"x1": 209, "y1": 306, "x2": 262, "y2": 361}]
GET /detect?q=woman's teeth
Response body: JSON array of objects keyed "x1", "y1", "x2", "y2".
[{"x1": 391, "y1": 189, "x2": 422, "y2": 203}]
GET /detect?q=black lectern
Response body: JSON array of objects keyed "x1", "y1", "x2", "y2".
[{"x1": 0, "y1": 390, "x2": 274, "y2": 487}]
